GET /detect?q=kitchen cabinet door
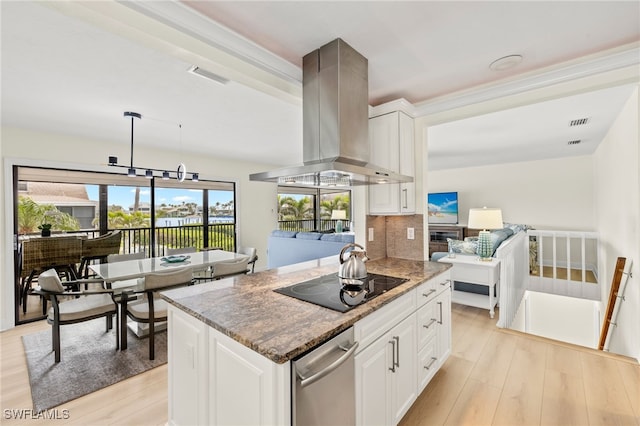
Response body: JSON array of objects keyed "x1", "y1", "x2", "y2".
[
  {"x1": 368, "y1": 111, "x2": 415, "y2": 215},
  {"x1": 355, "y1": 329, "x2": 391, "y2": 426},
  {"x1": 389, "y1": 314, "x2": 417, "y2": 425},
  {"x1": 208, "y1": 327, "x2": 290, "y2": 426},
  {"x1": 436, "y1": 286, "x2": 452, "y2": 365},
  {"x1": 167, "y1": 306, "x2": 209, "y2": 426},
  {"x1": 355, "y1": 313, "x2": 417, "y2": 426}
]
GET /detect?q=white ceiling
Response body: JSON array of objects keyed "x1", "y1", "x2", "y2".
[{"x1": 1, "y1": 1, "x2": 639, "y2": 173}]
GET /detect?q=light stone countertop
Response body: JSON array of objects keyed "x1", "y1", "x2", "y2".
[{"x1": 161, "y1": 256, "x2": 451, "y2": 364}]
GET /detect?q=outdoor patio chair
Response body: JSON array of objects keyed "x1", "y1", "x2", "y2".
[
  {"x1": 34, "y1": 268, "x2": 118, "y2": 363},
  {"x1": 120, "y1": 267, "x2": 194, "y2": 360},
  {"x1": 20, "y1": 236, "x2": 84, "y2": 315},
  {"x1": 79, "y1": 230, "x2": 122, "y2": 279}
]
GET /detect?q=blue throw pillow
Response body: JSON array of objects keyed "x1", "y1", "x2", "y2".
[{"x1": 446, "y1": 238, "x2": 478, "y2": 255}]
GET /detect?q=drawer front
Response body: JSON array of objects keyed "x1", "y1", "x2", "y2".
[
  {"x1": 416, "y1": 271, "x2": 451, "y2": 309},
  {"x1": 354, "y1": 289, "x2": 416, "y2": 353},
  {"x1": 416, "y1": 301, "x2": 438, "y2": 349},
  {"x1": 452, "y1": 265, "x2": 490, "y2": 284},
  {"x1": 417, "y1": 336, "x2": 438, "y2": 392}
]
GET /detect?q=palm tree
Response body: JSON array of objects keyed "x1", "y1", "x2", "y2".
[
  {"x1": 320, "y1": 194, "x2": 350, "y2": 219},
  {"x1": 278, "y1": 196, "x2": 313, "y2": 220},
  {"x1": 17, "y1": 196, "x2": 80, "y2": 234}
]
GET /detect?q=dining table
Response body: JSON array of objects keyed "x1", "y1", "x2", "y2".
[
  {"x1": 89, "y1": 250, "x2": 250, "y2": 344},
  {"x1": 88, "y1": 250, "x2": 250, "y2": 285}
]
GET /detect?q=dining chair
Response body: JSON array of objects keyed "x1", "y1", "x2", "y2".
[
  {"x1": 120, "y1": 267, "x2": 193, "y2": 360},
  {"x1": 34, "y1": 268, "x2": 118, "y2": 363},
  {"x1": 238, "y1": 247, "x2": 258, "y2": 273},
  {"x1": 166, "y1": 247, "x2": 211, "y2": 281},
  {"x1": 105, "y1": 252, "x2": 146, "y2": 292},
  {"x1": 79, "y1": 230, "x2": 122, "y2": 279},
  {"x1": 166, "y1": 247, "x2": 196, "y2": 255},
  {"x1": 211, "y1": 257, "x2": 250, "y2": 280}
]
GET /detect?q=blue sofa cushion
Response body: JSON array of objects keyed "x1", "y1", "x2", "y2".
[
  {"x1": 295, "y1": 232, "x2": 322, "y2": 240},
  {"x1": 320, "y1": 233, "x2": 355, "y2": 243},
  {"x1": 271, "y1": 230, "x2": 297, "y2": 238}
]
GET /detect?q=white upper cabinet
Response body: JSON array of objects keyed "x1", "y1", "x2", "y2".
[{"x1": 368, "y1": 111, "x2": 416, "y2": 215}]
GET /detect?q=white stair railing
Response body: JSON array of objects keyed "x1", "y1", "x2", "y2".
[{"x1": 527, "y1": 230, "x2": 599, "y2": 300}]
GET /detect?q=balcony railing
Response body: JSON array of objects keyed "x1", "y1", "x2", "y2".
[
  {"x1": 278, "y1": 219, "x2": 348, "y2": 232},
  {"x1": 31, "y1": 223, "x2": 237, "y2": 257}
]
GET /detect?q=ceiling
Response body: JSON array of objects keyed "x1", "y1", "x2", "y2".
[{"x1": 1, "y1": 1, "x2": 639, "y2": 173}]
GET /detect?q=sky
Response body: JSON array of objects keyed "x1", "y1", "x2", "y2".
[{"x1": 85, "y1": 185, "x2": 233, "y2": 209}]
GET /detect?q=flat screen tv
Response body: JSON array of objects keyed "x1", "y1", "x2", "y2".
[{"x1": 427, "y1": 192, "x2": 459, "y2": 224}]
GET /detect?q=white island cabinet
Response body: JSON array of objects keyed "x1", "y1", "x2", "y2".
[
  {"x1": 167, "y1": 307, "x2": 290, "y2": 426},
  {"x1": 355, "y1": 271, "x2": 451, "y2": 426},
  {"x1": 166, "y1": 267, "x2": 451, "y2": 426}
]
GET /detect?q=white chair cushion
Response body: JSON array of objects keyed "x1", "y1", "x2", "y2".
[
  {"x1": 48, "y1": 294, "x2": 116, "y2": 322},
  {"x1": 39, "y1": 269, "x2": 65, "y2": 292},
  {"x1": 126, "y1": 298, "x2": 168, "y2": 320}
]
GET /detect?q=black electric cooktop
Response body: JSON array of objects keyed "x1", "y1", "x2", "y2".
[{"x1": 274, "y1": 272, "x2": 409, "y2": 313}]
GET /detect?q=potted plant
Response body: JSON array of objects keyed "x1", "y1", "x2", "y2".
[{"x1": 38, "y1": 223, "x2": 52, "y2": 237}]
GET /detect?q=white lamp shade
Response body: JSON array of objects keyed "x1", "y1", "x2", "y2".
[
  {"x1": 468, "y1": 207, "x2": 503, "y2": 230},
  {"x1": 331, "y1": 210, "x2": 347, "y2": 220}
]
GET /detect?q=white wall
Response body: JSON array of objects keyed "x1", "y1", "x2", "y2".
[
  {"x1": 1, "y1": 126, "x2": 279, "y2": 330},
  {"x1": 594, "y1": 87, "x2": 640, "y2": 361},
  {"x1": 426, "y1": 155, "x2": 596, "y2": 231}
]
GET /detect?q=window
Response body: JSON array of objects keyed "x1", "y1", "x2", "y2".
[
  {"x1": 277, "y1": 186, "x2": 350, "y2": 232},
  {"x1": 14, "y1": 165, "x2": 237, "y2": 324}
]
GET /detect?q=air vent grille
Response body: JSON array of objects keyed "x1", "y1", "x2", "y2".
[
  {"x1": 567, "y1": 140, "x2": 582, "y2": 145},
  {"x1": 569, "y1": 118, "x2": 590, "y2": 127}
]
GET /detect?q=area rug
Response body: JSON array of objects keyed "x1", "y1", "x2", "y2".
[{"x1": 22, "y1": 319, "x2": 166, "y2": 412}]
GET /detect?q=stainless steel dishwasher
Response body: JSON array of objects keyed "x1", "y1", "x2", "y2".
[{"x1": 292, "y1": 327, "x2": 359, "y2": 426}]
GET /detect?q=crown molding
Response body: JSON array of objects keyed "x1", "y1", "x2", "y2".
[
  {"x1": 121, "y1": 1, "x2": 302, "y2": 85},
  {"x1": 413, "y1": 43, "x2": 640, "y2": 118}
]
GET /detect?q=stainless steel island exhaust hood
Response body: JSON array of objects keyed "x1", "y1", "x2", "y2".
[{"x1": 250, "y1": 38, "x2": 413, "y2": 187}]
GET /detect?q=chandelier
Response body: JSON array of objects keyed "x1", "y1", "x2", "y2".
[{"x1": 108, "y1": 111, "x2": 199, "y2": 182}]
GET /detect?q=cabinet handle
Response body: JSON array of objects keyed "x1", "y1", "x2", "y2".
[
  {"x1": 440, "y1": 279, "x2": 450, "y2": 286},
  {"x1": 422, "y1": 289, "x2": 436, "y2": 298},
  {"x1": 424, "y1": 357, "x2": 438, "y2": 370},
  {"x1": 437, "y1": 301, "x2": 443, "y2": 325},
  {"x1": 423, "y1": 318, "x2": 437, "y2": 329},
  {"x1": 402, "y1": 188, "x2": 408, "y2": 209},
  {"x1": 388, "y1": 339, "x2": 396, "y2": 372},
  {"x1": 393, "y1": 336, "x2": 400, "y2": 369}
]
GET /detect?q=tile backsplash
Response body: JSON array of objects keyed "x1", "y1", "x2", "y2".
[{"x1": 365, "y1": 214, "x2": 424, "y2": 261}]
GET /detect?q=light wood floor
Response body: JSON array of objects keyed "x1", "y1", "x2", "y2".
[
  {"x1": 2, "y1": 304, "x2": 638, "y2": 425},
  {"x1": 531, "y1": 266, "x2": 597, "y2": 283},
  {"x1": 400, "y1": 304, "x2": 639, "y2": 426}
]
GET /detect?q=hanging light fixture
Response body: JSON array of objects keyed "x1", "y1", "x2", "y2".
[{"x1": 108, "y1": 111, "x2": 200, "y2": 182}]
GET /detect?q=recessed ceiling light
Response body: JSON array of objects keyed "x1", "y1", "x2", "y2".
[{"x1": 489, "y1": 55, "x2": 523, "y2": 71}]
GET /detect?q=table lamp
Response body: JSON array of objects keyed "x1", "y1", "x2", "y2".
[
  {"x1": 467, "y1": 207, "x2": 503, "y2": 261},
  {"x1": 331, "y1": 210, "x2": 347, "y2": 233}
]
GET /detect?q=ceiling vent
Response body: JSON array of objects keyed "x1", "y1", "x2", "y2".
[
  {"x1": 569, "y1": 117, "x2": 590, "y2": 127},
  {"x1": 567, "y1": 140, "x2": 582, "y2": 145},
  {"x1": 187, "y1": 66, "x2": 230, "y2": 85}
]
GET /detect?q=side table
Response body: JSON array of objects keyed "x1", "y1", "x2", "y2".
[{"x1": 438, "y1": 255, "x2": 500, "y2": 318}]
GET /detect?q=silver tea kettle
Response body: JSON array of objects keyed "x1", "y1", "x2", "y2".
[{"x1": 338, "y1": 243, "x2": 369, "y2": 281}]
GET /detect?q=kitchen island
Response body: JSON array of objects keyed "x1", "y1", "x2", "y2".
[{"x1": 161, "y1": 256, "x2": 451, "y2": 426}]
